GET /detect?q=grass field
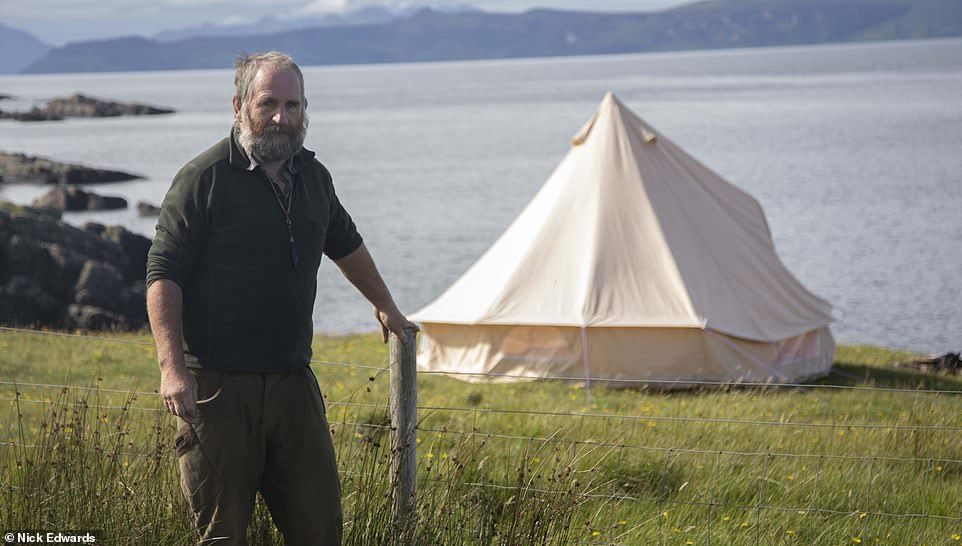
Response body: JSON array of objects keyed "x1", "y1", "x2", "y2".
[{"x1": 0, "y1": 328, "x2": 960, "y2": 545}]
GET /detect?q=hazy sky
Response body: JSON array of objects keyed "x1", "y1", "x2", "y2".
[{"x1": 2, "y1": 0, "x2": 687, "y2": 46}]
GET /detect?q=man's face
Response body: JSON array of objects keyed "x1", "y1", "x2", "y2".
[{"x1": 234, "y1": 65, "x2": 308, "y2": 163}]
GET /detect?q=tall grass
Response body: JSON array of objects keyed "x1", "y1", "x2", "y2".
[{"x1": 1, "y1": 329, "x2": 960, "y2": 544}]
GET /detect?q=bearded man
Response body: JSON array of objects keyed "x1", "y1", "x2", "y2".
[{"x1": 146, "y1": 51, "x2": 414, "y2": 546}]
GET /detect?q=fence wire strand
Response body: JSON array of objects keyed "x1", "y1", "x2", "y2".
[
  {"x1": 414, "y1": 476, "x2": 962, "y2": 523},
  {"x1": 335, "y1": 401, "x2": 962, "y2": 432},
  {"x1": 3, "y1": 384, "x2": 961, "y2": 431},
  {"x1": 412, "y1": 425, "x2": 962, "y2": 465},
  {"x1": 3, "y1": 325, "x2": 960, "y2": 395}
]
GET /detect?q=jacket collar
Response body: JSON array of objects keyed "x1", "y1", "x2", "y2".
[{"x1": 228, "y1": 126, "x2": 315, "y2": 173}]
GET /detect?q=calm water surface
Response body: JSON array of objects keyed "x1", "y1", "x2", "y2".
[{"x1": 1, "y1": 38, "x2": 960, "y2": 352}]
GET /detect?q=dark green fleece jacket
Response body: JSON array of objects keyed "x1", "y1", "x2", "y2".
[{"x1": 146, "y1": 131, "x2": 363, "y2": 372}]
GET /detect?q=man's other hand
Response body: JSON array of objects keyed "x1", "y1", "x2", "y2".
[
  {"x1": 375, "y1": 306, "x2": 419, "y2": 344},
  {"x1": 161, "y1": 366, "x2": 199, "y2": 423}
]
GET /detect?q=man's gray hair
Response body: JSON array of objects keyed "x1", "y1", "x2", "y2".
[{"x1": 234, "y1": 51, "x2": 306, "y2": 104}]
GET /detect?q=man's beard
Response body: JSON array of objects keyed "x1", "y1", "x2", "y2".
[{"x1": 235, "y1": 106, "x2": 309, "y2": 163}]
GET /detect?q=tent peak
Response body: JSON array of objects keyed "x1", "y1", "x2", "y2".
[
  {"x1": 572, "y1": 91, "x2": 616, "y2": 146},
  {"x1": 572, "y1": 91, "x2": 656, "y2": 146},
  {"x1": 601, "y1": 90, "x2": 625, "y2": 112}
]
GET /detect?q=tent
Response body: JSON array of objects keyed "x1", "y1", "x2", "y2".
[{"x1": 410, "y1": 92, "x2": 834, "y2": 385}]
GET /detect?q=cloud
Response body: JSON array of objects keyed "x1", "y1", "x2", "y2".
[
  {"x1": 294, "y1": 0, "x2": 415, "y2": 15},
  {"x1": 161, "y1": 0, "x2": 304, "y2": 6},
  {"x1": 218, "y1": 14, "x2": 261, "y2": 25},
  {"x1": 1, "y1": 0, "x2": 307, "y2": 16},
  {"x1": 296, "y1": 0, "x2": 349, "y2": 15}
]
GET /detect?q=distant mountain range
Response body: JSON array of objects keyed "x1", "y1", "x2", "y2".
[
  {"x1": 0, "y1": 22, "x2": 51, "y2": 74},
  {"x1": 150, "y1": 5, "x2": 480, "y2": 43},
  {"x1": 151, "y1": 6, "x2": 398, "y2": 43},
  {"x1": 5, "y1": 0, "x2": 962, "y2": 75}
]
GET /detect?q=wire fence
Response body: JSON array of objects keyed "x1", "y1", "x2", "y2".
[
  {"x1": 2, "y1": 325, "x2": 961, "y2": 543},
  {"x1": 4, "y1": 397, "x2": 960, "y2": 467},
  {"x1": 4, "y1": 325, "x2": 959, "y2": 395},
  {"x1": 3, "y1": 381, "x2": 960, "y2": 431}
]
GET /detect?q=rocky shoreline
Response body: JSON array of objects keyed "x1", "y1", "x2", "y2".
[
  {"x1": 32, "y1": 185, "x2": 128, "y2": 211},
  {"x1": 0, "y1": 201, "x2": 151, "y2": 330},
  {"x1": 0, "y1": 91, "x2": 168, "y2": 330},
  {"x1": 136, "y1": 201, "x2": 161, "y2": 216},
  {"x1": 0, "y1": 93, "x2": 174, "y2": 122},
  {"x1": 0, "y1": 151, "x2": 141, "y2": 185}
]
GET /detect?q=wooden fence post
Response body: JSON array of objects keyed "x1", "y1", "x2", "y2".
[{"x1": 389, "y1": 326, "x2": 418, "y2": 536}]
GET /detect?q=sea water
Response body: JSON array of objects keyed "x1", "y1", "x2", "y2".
[{"x1": 1, "y1": 37, "x2": 960, "y2": 352}]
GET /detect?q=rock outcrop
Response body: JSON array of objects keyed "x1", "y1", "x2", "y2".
[
  {"x1": 0, "y1": 152, "x2": 141, "y2": 185},
  {"x1": 136, "y1": 201, "x2": 161, "y2": 217},
  {"x1": 0, "y1": 93, "x2": 174, "y2": 121},
  {"x1": 32, "y1": 185, "x2": 127, "y2": 211},
  {"x1": 900, "y1": 353, "x2": 961, "y2": 375},
  {"x1": 0, "y1": 201, "x2": 150, "y2": 330}
]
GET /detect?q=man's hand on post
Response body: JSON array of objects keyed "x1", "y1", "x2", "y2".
[
  {"x1": 160, "y1": 365, "x2": 199, "y2": 423},
  {"x1": 374, "y1": 305, "x2": 419, "y2": 344}
]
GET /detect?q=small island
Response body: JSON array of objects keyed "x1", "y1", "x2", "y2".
[
  {"x1": 0, "y1": 151, "x2": 142, "y2": 185},
  {"x1": 0, "y1": 93, "x2": 174, "y2": 121},
  {"x1": 32, "y1": 185, "x2": 128, "y2": 212}
]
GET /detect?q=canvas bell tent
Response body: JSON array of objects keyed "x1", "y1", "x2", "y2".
[{"x1": 410, "y1": 92, "x2": 834, "y2": 385}]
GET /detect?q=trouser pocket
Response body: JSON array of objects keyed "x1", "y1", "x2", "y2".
[
  {"x1": 192, "y1": 368, "x2": 224, "y2": 415},
  {"x1": 172, "y1": 368, "x2": 223, "y2": 458},
  {"x1": 303, "y1": 365, "x2": 327, "y2": 414}
]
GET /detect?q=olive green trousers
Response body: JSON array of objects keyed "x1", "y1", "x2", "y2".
[{"x1": 174, "y1": 365, "x2": 342, "y2": 545}]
